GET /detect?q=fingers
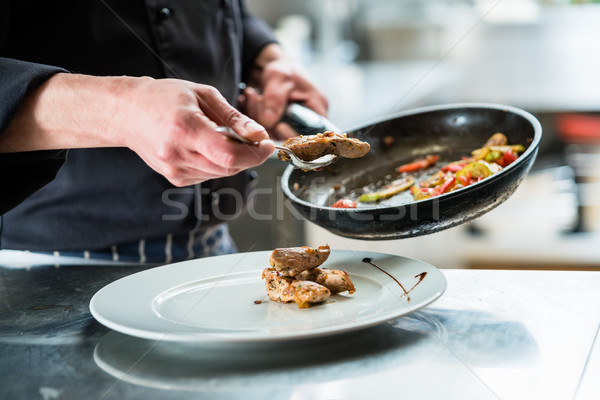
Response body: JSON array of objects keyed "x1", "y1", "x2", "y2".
[
  {"x1": 259, "y1": 66, "x2": 295, "y2": 129},
  {"x1": 178, "y1": 108, "x2": 274, "y2": 168},
  {"x1": 192, "y1": 84, "x2": 269, "y2": 143},
  {"x1": 242, "y1": 86, "x2": 262, "y2": 123},
  {"x1": 271, "y1": 122, "x2": 299, "y2": 141},
  {"x1": 153, "y1": 135, "x2": 274, "y2": 187},
  {"x1": 198, "y1": 128, "x2": 275, "y2": 170},
  {"x1": 244, "y1": 59, "x2": 330, "y2": 136},
  {"x1": 300, "y1": 92, "x2": 329, "y2": 118}
]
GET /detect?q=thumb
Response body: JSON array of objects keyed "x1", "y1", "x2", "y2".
[{"x1": 194, "y1": 85, "x2": 269, "y2": 143}]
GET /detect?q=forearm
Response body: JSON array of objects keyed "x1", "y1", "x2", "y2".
[{"x1": 0, "y1": 73, "x2": 138, "y2": 153}]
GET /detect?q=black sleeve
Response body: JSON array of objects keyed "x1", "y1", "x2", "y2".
[
  {"x1": 239, "y1": 1, "x2": 278, "y2": 77},
  {"x1": 0, "y1": 150, "x2": 67, "y2": 215},
  {"x1": 0, "y1": 57, "x2": 68, "y2": 132},
  {"x1": 0, "y1": 58, "x2": 69, "y2": 215}
]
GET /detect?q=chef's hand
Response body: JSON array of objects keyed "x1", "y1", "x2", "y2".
[
  {"x1": 0, "y1": 74, "x2": 275, "y2": 187},
  {"x1": 120, "y1": 78, "x2": 274, "y2": 187},
  {"x1": 240, "y1": 43, "x2": 329, "y2": 141}
]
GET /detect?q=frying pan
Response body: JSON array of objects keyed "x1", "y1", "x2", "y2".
[{"x1": 280, "y1": 103, "x2": 542, "y2": 240}]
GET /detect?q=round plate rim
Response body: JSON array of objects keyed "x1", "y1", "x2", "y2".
[{"x1": 89, "y1": 250, "x2": 447, "y2": 343}]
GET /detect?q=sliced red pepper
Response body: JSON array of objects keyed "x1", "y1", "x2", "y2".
[
  {"x1": 397, "y1": 155, "x2": 439, "y2": 173},
  {"x1": 502, "y1": 150, "x2": 518, "y2": 166},
  {"x1": 441, "y1": 163, "x2": 466, "y2": 172},
  {"x1": 331, "y1": 199, "x2": 357, "y2": 208},
  {"x1": 439, "y1": 176, "x2": 456, "y2": 194},
  {"x1": 456, "y1": 175, "x2": 469, "y2": 186}
]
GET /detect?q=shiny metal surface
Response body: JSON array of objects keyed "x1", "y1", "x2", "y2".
[
  {"x1": 1, "y1": 264, "x2": 599, "y2": 400},
  {"x1": 281, "y1": 103, "x2": 342, "y2": 135}
]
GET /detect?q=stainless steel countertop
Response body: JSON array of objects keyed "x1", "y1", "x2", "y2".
[{"x1": 1, "y1": 265, "x2": 599, "y2": 400}]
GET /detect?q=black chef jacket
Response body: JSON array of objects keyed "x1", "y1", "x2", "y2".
[{"x1": 0, "y1": 0, "x2": 276, "y2": 251}]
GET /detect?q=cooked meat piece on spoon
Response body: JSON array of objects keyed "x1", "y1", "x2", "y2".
[
  {"x1": 294, "y1": 267, "x2": 356, "y2": 295},
  {"x1": 278, "y1": 131, "x2": 370, "y2": 162},
  {"x1": 262, "y1": 268, "x2": 331, "y2": 308},
  {"x1": 269, "y1": 245, "x2": 330, "y2": 277}
]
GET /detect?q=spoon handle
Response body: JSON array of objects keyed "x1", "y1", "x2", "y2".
[{"x1": 213, "y1": 126, "x2": 257, "y2": 145}]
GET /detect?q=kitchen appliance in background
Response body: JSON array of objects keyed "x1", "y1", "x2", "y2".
[
  {"x1": 559, "y1": 113, "x2": 600, "y2": 234},
  {"x1": 468, "y1": 166, "x2": 579, "y2": 236}
]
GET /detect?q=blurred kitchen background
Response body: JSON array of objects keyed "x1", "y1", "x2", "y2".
[{"x1": 230, "y1": 0, "x2": 600, "y2": 270}]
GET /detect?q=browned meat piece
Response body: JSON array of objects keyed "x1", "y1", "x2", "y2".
[
  {"x1": 292, "y1": 281, "x2": 331, "y2": 309},
  {"x1": 278, "y1": 131, "x2": 370, "y2": 162},
  {"x1": 262, "y1": 268, "x2": 296, "y2": 303},
  {"x1": 485, "y1": 132, "x2": 509, "y2": 147},
  {"x1": 269, "y1": 245, "x2": 330, "y2": 277},
  {"x1": 295, "y1": 267, "x2": 356, "y2": 295},
  {"x1": 262, "y1": 268, "x2": 330, "y2": 308}
]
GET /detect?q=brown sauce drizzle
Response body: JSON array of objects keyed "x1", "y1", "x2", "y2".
[{"x1": 362, "y1": 258, "x2": 427, "y2": 302}]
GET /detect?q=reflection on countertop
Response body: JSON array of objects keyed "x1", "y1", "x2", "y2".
[{"x1": 3, "y1": 266, "x2": 599, "y2": 399}]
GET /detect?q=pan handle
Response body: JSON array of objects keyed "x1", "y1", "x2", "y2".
[{"x1": 281, "y1": 103, "x2": 341, "y2": 136}]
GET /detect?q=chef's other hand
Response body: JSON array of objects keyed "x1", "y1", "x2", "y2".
[
  {"x1": 241, "y1": 43, "x2": 329, "y2": 141},
  {"x1": 121, "y1": 78, "x2": 274, "y2": 187}
]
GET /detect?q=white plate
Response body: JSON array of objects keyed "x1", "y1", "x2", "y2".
[{"x1": 89, "y1": 250, "x2": 446, "y2": 343}]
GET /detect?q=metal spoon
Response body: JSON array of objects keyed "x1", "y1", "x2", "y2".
[{"x1": 213, "y1": 126, "x2": 338, "y2": 171}]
